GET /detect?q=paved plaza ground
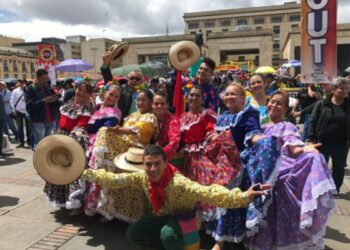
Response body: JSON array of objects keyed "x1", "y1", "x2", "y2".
[{"x1": 0, "y1": 145, "x2": 350, "y2": 250}]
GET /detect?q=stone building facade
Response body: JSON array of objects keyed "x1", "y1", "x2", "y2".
[{"x1": 0, "y1": 46, "x2": 37, "y2": 80}]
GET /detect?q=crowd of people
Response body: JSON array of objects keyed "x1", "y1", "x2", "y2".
[{"x1": 1, "y1": 51, "x2": 349, "y2": 250}]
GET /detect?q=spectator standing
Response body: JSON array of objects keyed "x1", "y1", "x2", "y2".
[
  {"x1": 292, "y1": 84, "x2": 322, "y2": 141},
  {"x1": 0, "y1": 81, "x2": 8, "y2": 156},
  {"x1": 308, "y1": 78, "x2": 350, "y2": 196},
  {"x1": 10, "y1": 79, "x2": 31, "y2": 148},
  {"x1": 25, "y1": 69, "x2": 59, "y2": 148},
  {"x1": 0, "y1": 81, "x2": 19, "y2": 142}
]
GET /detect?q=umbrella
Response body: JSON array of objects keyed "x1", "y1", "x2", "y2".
[
  {"x1": 282, "y1": 60, "x2": 301, "y2": 68},
  {"x1": 111, "y1": 64, "x2": 152, "y2": 77},
  {"x1": 140, "y1": 62, "x2": 171, "y2": 76},
  {"x1": 255, "y1": 66, "x2": 276, "y2": 74},
  {"x1": 56, "y1": 59, "x2": 93, "y2": 72}
]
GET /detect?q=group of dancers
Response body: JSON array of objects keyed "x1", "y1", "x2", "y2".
[{"x1": 39, "y1": 51, "x2": 337, "y2": 250}]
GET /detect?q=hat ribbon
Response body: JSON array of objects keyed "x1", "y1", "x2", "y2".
[{"x1": 124, "y1": 156, "x2": 143, "y2": 165}]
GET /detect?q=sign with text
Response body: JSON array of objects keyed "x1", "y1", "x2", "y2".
[
  {"x1": 301, "y1": 0, "x2": 337, "y2": 83},
  {"x1": 37, "y1": 44, "x2": 56, "y2": 85}
]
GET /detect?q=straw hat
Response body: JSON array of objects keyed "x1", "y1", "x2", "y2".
[
  {"x1": 33, "y1": 134, "x2": 86, "y2": 185},
  {"x1": 169, "y1": 41, "x2": 200, "y2": 71},
  {"x1": 108, "y1": 42, "x2": 129, "y2": 68},
  {"x1": 114, "y1": 147, "x2": 145, "y2": 172}
]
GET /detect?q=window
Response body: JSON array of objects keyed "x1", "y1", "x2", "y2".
[
  {"x1": 273, "y1": 26, "x2": 280, "y2": 35},
  {"x1": 254, "y1": 17, "x2": 265, "y2": 25},
  {"x1": 273, "y1": 43, "x2": 280, "y2": 52},
  {"x1": 188, "y1": 22, "x2": 199, "y2": 29},
  {"x1": 149, "y1": 54, "x2": 168, "y2": 65},
  {"x1": 30, "y1": 62, "x2": 35, "y2": 72},
  {"x1": 272, "y1": 54, "x2": 280, "y2": 60},
  {"x1": 237, "y1": 19, "x2": 248, "y2": 25},
  {"x1": 4, "y1": 73, "x2": 9, "y2": 78},
  {"x1": 13, "y1": 61, "x2": 18, "y2": 72},
  {"x1": 204, "y1": 21, "x2": 215, "y2": 28},
  {"x1": 190, "y1": 31, "x2": 196, "y2": 35},
  {"x1": 271, "y1": 15, "x2": 283, "y2": 23},
  {"x1": 220, "y1": 19, "x2": 231, "y2": 27},
  {"x1": 138, "y1": 55, "x2": 146, "y2": 64},
  {"x1": 291, "y1": 24, "x2": 299, "y2": 29},
  {"x1": 289, "y1": 14, "x2": 300, "y2": 22},
  {"x1": 238, "y1": 56, "x2": 245, "y2": 62},
  {"x1": 3, "y1": 61, "x2": 9, "y2": 72},
  {"x1": 256, "y1": 27, "x2": 262, "y2": 31},
  {"x1": 222, "y1": 28, "x2": 229, "y2": 32},
  {"x1": 254, "y1": 55, "x2": 260, "y2": 65},
  {"x1": 22, "y1": 74, "x2": 27, "y2": 79},
  {"x1": 14, "y1": 74, "x2": 18, "y2": 79},
  {"x1": 22, "y1": 62, "x2": 27, "y2": 71}
]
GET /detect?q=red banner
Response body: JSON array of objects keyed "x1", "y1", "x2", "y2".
[
  {"x1": 301, "y1": 0, "x2": 337, "y2": 83},
  {"x1": 37, "y1": 45, "x2": 56, "y2": 84}
]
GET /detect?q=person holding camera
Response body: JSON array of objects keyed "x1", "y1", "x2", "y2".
[
  {"x1": 25, "y1": 69, "x2": 59, "y2": 148},
  {"x1": 10, "y1": 79, "x2": 31, "y2": 148}
]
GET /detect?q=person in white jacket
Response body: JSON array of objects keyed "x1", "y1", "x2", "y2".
[{"x1": 10, "y1": 80, "x2": 31, "y2": 148}]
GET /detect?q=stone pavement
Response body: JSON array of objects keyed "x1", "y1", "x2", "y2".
[{"x1": 0, "y1": 146, "x2": 350, "y2": 250}]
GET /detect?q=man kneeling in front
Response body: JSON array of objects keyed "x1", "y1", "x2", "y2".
[{"x1": 83, "y1": 145, "x2": 270, "y2": 250}]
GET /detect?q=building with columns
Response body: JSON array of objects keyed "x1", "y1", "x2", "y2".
[
  {"x1": 121, "y1": 1, "x2": 350, "y2": 73},
  {"x1": 0, "y1": 46, "x2": 37, "y2": 80}
]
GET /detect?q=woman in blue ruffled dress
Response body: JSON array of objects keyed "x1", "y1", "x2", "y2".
[
  {"x1": 206, "y1": 82, "x2": 266, "y2": 250},
  {"x1": 245, "y1": 91, "x2": 335, "y2": 250}
]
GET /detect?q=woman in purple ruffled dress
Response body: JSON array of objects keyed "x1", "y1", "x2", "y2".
[{"x1": 246, "y1": 91, "x2": 336, "y2": 250}]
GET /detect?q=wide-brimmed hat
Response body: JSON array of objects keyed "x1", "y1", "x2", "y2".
[
  {"x1": 108, "y1": 42, "x2": 129, "y2": 68},
  {"x1": 114, "y1": 147, "x2": 145, "y2": 172},
  {"x1": 169, "y1": 41, "x2": 200, "y2": 71},
  {"x1": 33, "y1": 134, "x2": 86, "y2": 185}
]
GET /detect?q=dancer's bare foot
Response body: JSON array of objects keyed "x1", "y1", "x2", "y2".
[{"x1": 212, "y1": 241, "x2": 223, "y2": 250}]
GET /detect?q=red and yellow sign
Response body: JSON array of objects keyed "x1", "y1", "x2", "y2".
[
  {"x1": 216, "y1": 65, "x2": 240, "y2": 71},
  {"x1": 37, "y1": 45, "x2": 56, "y2": 84},
  {"x1": 301, "y1": 0, "x2": 337, "y2": 83}
]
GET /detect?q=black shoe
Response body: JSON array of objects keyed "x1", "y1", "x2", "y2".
[
  {"x1": 0, "y1": 152, "x2": 13, "y2": 157},
  {"x1": 16, "y1": 143, "x2": 25, "y2": 148},
  {"x1": 332, "y1": 190, "x2": 339, "y2": 198}
]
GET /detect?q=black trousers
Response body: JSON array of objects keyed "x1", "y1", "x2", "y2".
[
  {"x1": 320, "y1": 145, "x2": 349, "y2": 192},
  {"x1": 15, "y1": 111, "x2": 31, "y2": 144}
]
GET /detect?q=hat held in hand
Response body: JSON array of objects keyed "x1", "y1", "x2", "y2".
[
  {"x1": 33, "y1": 135, "x2": 86, "y2": 185},
  {"x1": 169, "y1": 41, "x2": 200, "y2": 71},
  {"x1": 108, "y1": 42, "x2": 129, "y2": 68}
]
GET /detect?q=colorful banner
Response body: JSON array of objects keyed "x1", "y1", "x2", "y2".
[
  {"x1": 215, "y1": 65, "x2": 240, "y2": 71},
  {"x1": 301, "y1": 0, "x2": 337, "y2": 83},
  {"x1": 37, "y1": 44, "x2": 56, "y2": 85}
]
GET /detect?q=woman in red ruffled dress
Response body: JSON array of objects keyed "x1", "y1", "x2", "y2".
[{"x1": 180, "y1": 86, "x2": 242, "y2": 221}]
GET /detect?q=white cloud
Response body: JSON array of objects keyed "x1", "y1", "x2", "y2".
[{"x1": 0, "y1": 0, "x2": 348, "y2": 42}]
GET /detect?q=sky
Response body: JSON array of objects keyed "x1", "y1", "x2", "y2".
[{"x1": 0, "y1": 0, "x2": 349, "y2": 42}]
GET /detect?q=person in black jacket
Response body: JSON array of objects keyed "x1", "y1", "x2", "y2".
[
  {"x1": 25, "y1": 69, "x2": 59, "y2": 148},
  {"x1": 308, "y1": 78, "x2": 350, "y2": 196},
  {"x1": 100, "y1": 51, "x2": 143, "y2": 122}
]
